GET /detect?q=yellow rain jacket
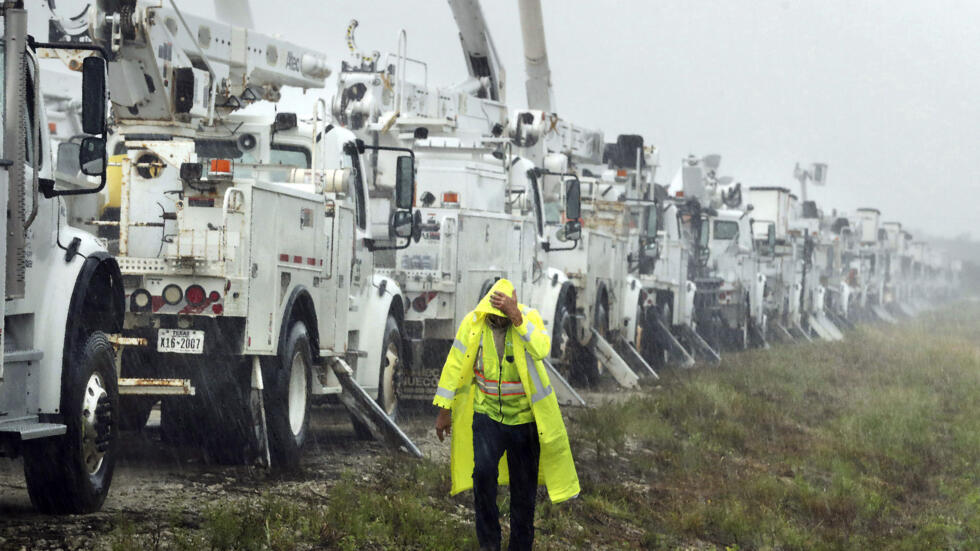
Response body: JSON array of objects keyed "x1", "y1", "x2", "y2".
[{"x1": 433, "y1": 279, "x2": 580, "y2": 504}]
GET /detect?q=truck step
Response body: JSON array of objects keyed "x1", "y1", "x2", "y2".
[
  {"x1": 118, "y1": 378, "x2": 196, "y2": 396},
  {"x1": 590, "y1": 329, "x2": 639, "y2": 389},
  {"x1": 0, "y1": 416, "x2": 66, "y2": 440},
  {"x1": 542, "y1": 359, "x2": 587, "y2": 407},
  {"x1": 3, "y1": 349, "x2": 43, "y2": 364},
  {"x1": 330, "y1": 358, "x2": 422, "y2": 457}
]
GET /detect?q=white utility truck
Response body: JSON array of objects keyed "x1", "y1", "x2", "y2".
[
  {"x1": 69, "y1": 0, "x2": 419, "y2": 467},
  {"x1": 0, "y1": 2, "x2": 123, "y2": 513},
  {"x1": 333, "y1": 5, "x2": 586, "y2": 400},
  {"x1": 511, "y1": 0, "x2": 644, "y2": 388}
]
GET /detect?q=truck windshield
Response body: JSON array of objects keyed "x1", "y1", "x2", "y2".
[{"x1": 713, "y1": 220, "x2": 738, "y2": 240}]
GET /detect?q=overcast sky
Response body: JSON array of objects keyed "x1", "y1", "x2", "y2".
[{"x1": 46, "y1": 1, "x2": 980, "y2": 238}]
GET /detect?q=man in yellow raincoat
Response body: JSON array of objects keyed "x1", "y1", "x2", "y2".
[{"x1": 433, "y1": 278, "x2": 579, "y2": 551}]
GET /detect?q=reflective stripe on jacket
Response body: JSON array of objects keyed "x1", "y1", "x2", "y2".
[
  {"x1": 472, "y1": 323, "x2": 534, "y2": 425},
  {"x1": 432, "y1": 278, "x2": 580, "y2": 504}
]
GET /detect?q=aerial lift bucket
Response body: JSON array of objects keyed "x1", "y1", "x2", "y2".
[
  {"x1": 331, "y1": 359, "x2": 422, "y2": 457},
  {"x1": 591, "y1": 329, "x2": 640, "y2": 388}
]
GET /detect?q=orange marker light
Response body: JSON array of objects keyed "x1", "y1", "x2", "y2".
[
  {"x1": 210, "y1": 159, "x2": 232, "y2": 174},
  {"x1": 443, "y1": 192, "x2": 459, "y2": 203}
]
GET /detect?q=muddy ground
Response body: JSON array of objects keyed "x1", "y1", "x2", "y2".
[{"x1": 0, "y1": 403, "x2": 455, "y2": 551}]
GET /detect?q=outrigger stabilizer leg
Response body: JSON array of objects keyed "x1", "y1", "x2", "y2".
[{"x1": 331, "y1": 359, "x2": 423, "y2": 458}]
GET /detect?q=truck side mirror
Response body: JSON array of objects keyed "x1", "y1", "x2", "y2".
[
  {"x1": 565, "y1": 178, "x2": 581, "y2": 220},
  {"x1": 81, "y1": 56, "x2": 106, "y2": 135},
  {"x1": 78, "y1": 136, "x2": 107, "y2": 177},
  {"x1": 391, "y1": 209, "x2": 413, "y2": 239},
  {"x1": 563, "y1": 220, "x2": 582, "y2": 242},
  {"x1": 395, "y1": 155, "x2": 415, "y2": 210}
]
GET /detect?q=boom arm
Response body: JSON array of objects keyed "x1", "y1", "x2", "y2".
[
  {"x1": 517, "y1": 0, "x2": 553, "y2": 112},
  {"x1": 447, "y1": 0, "x2": 505, "y2": 102}
]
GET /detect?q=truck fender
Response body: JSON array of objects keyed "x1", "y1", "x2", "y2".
[
  {"x1": 350, "y1": 274, "x2": 404, "y2": 399},
  {"x1": 278, "y1": 285, "x2": 320, "y2": 359},
  {"x1": 37, "y1": 228, "x2": 123, "y2": 415},
  {"x1": 527, "y1": 267, "x2": 568, "y2": 339}
]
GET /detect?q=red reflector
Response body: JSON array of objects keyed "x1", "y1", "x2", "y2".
[
  {"x1": 185, "y1": 285, "x2": 206, "y2": 306},
  {"x1": 412, "y1": 291, "x2": 438, "y2": 312},
  {"x1": 279, "y1": 254, "x2": 289, "y2": 262},
  {"x1": 307, "y1": 257, "x2": 316, "y2": 266},
  {"x1": 293, "y1": 255, "x2": 302, "y2": 264},
  {"x1": 212, "y1": 304, "x2": 224, "y2": 315},
  {"x1": 209, "y1": 291, "x2": 220, "y2": 302}
]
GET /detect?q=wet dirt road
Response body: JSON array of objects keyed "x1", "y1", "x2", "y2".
[{"x1": 0, "y1": 404, "x2": 446, "y2": 550}]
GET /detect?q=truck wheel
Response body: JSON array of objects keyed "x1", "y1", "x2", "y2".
[
  {"x1": 352, "y1": 315, "x2": 403, "y2": 440},
  {"x1": 264, "y1": 321, "x2": 312, "y2": 469},
  {"x1": 23, "y1": 332, "x2": 118, "y2": 514}
]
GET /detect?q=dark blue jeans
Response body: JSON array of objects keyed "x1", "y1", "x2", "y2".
[{"x1": 472, "y1": 412, "x2": 541, "y2": 551}]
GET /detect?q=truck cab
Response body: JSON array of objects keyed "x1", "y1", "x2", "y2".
[{"x1": 0, "y1": 3, "x2": 123, "y2": 514}]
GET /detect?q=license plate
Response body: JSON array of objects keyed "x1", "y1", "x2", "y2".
[{"x1": 157, "y1": 329, "x2": 205, "y2": 354}]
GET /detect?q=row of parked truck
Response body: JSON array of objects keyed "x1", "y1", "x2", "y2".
[{"x1": 0, "y1": 0, "x2": 961, "y2": 513}]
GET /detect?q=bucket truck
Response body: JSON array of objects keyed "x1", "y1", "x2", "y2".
[
  {"x1": 511, "y1": 0, "x2": 645, "y2": 388},
  {"x1": 333, "y1": 4, "x2": 591, "y2": 403},
  {"x1": 0, "y1": 3, "x2": 124, "y2": 513},
  {"x1": 62, "y1": 0, "x2": 420, "y2": 467}
]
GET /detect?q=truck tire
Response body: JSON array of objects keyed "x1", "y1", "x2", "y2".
[
  {"x1": 352, "y1": 315, "x2": 404, "y2": 440},
  {"x1": 555, "y1": 299, "x2": 598, "y2": 387},
  {"x1": 264, "y1": 321, "x2": 312, "y2": 469},
  {"x1": 23, "y1": 332, "x2": 118, "y2": 514}
]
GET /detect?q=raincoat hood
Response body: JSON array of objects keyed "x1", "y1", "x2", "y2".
[{"x1": 474, "y1": 278, "x2": 515, "y2": 318}]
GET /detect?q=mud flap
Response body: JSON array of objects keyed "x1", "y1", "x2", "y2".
[
  {"x1": 543, "y1": 359, "x2": 587, "y2": 407},
  {"x1": 679, "y1": 325, "x2": 721, "y2": 365},
  {"x1": 591, "y1": 329, "x2": 639, "y2": 388},
  {"x1": 653, "y1": 317, "x2": 696, "y2": 367},
  {"x1": 617, "y1": 341, "x2": 659, "y2": 380},
  {"x1": 331, "y1": 358, "x2": 422, "y2": 458},
  {"x1": 871, "y1": 305, "x2": 898, "y2": 324},
  {"x1": 250, "y1": 357, "x2": 271, "y2": 468}
]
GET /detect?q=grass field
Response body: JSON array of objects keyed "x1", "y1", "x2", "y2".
[{"x1": 111, "y1": 304, "x2": 980, "y2": 550}]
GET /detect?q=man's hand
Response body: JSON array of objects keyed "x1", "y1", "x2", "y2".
[
  {"x1": 490, "y1": 290, "x2": 523, "y2": 326},
  {"x1": 435, "y1": 408, "x2": 452, "y2": 442}
]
